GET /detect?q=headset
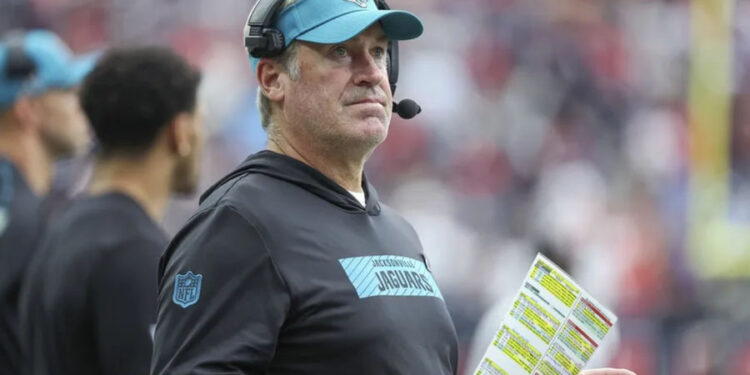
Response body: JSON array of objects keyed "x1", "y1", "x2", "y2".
[
  {"x1": 244, "y1": 0, "x2": 421, "y2": 119},
  {"x1": 3, "y1": 32, "x2": 36, "y2": 81}
]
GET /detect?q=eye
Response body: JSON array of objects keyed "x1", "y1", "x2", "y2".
[
  {"x1": 334, "y1": 46, "x2": 348, "y2": 57},
  {"x1": 373, "y1": 46, "x2": 386, "y2": 59}
]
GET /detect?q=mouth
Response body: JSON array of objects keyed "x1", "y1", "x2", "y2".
[{"x1": 347, "y1": 98, "x2": 386, "y2": 107}]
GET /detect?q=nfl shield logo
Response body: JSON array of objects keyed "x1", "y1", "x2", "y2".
[{"x1": 173, "y1": 271, "x2": 203, "y2": 308}]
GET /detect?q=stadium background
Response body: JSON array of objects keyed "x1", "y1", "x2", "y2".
[{"x1": 3, "y1": 0, "x2": 750, "y2": 374}]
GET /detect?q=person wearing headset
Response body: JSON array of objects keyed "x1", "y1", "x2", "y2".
[
  {"x1": 0, "y1": 29, "x2": 93, "y2": 375},
  {"x1": 151, "y1": 1, "x2": 636, "y2": 374}
]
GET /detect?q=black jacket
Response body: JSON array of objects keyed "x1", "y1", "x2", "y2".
[
  {"x1": 20, "y1": 193, "x2": 166, "y2": 375},
  {"x1": 152, "y1": 150, "x2": 458, "y2": 375},
  {"x1": 0, "y1": 159, "x2": 43, "y2": 375}
]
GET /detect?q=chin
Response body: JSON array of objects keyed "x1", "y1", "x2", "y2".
[
  {"x1": 357, "y1": 113, "x2": 389, "y2": 129},
  {"x1": 171, "y1": 169, "x2": 199, "y2": 196},
  {"x1": 356, "y1": 118, "x2": 388, "y2": 140},
  {"x1": 172, "y1": 183, "x2": 198, "y2": 196},
  {"x1": 49, "y1": 144, "x2": 78, "y2": 160}
]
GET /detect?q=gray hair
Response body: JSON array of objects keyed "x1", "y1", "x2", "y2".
[{"x1": 257, "y1": 0, "x2": 300, "y2": 131}]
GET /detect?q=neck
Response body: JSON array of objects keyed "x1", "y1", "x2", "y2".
[
  {"x1": 267, "y1": 131, "x2": 367, "y2": 192},
  {"x1": 88, "y1": 152, "x2": 172, "y2": 222},
  {"x1": 0, "y1": 129, "x2": 55, "y2": 195}
]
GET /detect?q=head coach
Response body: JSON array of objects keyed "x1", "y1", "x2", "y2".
[{"x1": 151, "y1": 1, "x2": 636, "y2": 374}]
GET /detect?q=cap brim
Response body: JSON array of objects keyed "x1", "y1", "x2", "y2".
[
  {"x1": 295, "y1": 9, "x2": 423, "y2": 45},
  {"x1": 61, "y1": 51, "x2": 99, "y2": 88}
]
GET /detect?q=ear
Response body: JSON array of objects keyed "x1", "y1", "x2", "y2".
[
  {"x1": 168, "y1": 112, "x2": 195, "y2": 158},
  {"x1": 256, "y1": 58, "x2": 285, "y2": 103}
]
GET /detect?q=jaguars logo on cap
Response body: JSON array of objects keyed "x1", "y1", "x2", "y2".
[{"x1": 344, "y1": 0, "x2": 368, "y2": 8}]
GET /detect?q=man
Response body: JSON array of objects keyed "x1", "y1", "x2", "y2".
[
  {"x1": 0, "y1": 29, "x2": 93, "y2": 375},
  {"x1": 20, "y1": 46, "x2": 204, "y2": 375},
  {"x1": 151, "y1": 1, "x2": 635, "y2": 374}
]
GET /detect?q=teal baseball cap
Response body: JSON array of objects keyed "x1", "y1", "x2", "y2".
[
  {"x1": 0, "y1": 30, "x2": 98, "y2": 111},
  {"x1": 246, "y1": 0, "x2": 424, "y2": 71}
]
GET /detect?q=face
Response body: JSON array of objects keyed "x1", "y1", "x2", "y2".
[
  {"x1": 33, "y1": 88, "x2": 91, "y2": 159},
  {"x1": 171, "y1": 104, "x2": 205, "y2": 195},
  {"x1": 281, "y1": 24, "x2": 393, "y2": 156}
]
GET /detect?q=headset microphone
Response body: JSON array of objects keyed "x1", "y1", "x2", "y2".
[{"x1": 393, "y1": 99, "x2": 421, "y2": 119}]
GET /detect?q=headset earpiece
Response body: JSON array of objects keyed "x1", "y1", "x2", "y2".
[
  {"x1": 244, "y1": 0, "x2": 287, "y2": 58},
  {"x1": 245, "y1": 28, "x2": 285, "y2": 58}
]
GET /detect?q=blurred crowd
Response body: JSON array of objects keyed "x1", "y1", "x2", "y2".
[{"x1": 4, "y1": 0, "x2": 750, "y2": 374}]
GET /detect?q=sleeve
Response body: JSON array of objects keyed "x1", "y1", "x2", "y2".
[
  {"x1": 90, "y1": 237, "x2": 162, "y2": 375},
  {"x1": 150, "y1": 204, "x2": 291, "y2": 375}
]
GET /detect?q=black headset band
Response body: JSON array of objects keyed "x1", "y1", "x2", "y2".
[
  {"x1": 372, "y1": 0, "x2": 399, "y2": 92},
  {"x1": 248, "y1": 0, "x2": 284, "y2": 27}
]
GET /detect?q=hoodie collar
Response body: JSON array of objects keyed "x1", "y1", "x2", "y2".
[{"x1": 201, "y1": 150, "x2": 381, "y2": 215}]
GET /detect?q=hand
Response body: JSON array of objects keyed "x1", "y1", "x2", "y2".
[{"x1": 579, "y1": 369, "x2": 636, "y2": 375}]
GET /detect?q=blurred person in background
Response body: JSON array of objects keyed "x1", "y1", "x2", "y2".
[
  {"x1": 19, "y1": 46, "x2": 204, "y2": 375},
  {"x1": 150, "y1": 0, "x2": 635, "y2": 374},
  {"x1": 0, "y1": 29, "x2": 93, "y2": 375}
]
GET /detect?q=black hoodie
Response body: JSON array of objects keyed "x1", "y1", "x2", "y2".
[
  {"x1": 0, "y1": 159, "x2": 43, "y2": 375},
  {"x1": 151, "y1": 151, "x2": 458, "y2": 375}
]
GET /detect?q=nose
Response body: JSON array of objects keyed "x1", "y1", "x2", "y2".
[{"x1": 352, "y1": 51, "x2": 387, "y2": 88}]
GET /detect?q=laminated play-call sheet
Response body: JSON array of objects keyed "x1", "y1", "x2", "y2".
[{"x1": 473, "y1": 253, "x2": 618, "y2": 375}]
